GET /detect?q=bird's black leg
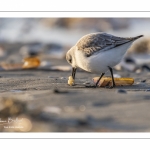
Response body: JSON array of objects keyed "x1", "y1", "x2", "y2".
[
  {"x1": 72, "y1": 67, "x2": 77, "y2": 80},
  {"x1": 108, "y1": 66, "x2": 116, "y2": 88},
  {"x1": 95, "y1": 73, "x2": 105, "y2": 87}
]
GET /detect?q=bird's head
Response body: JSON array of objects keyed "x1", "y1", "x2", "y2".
[{"x1": 66, "y1": 46, "x2": 77, "y2": 79}]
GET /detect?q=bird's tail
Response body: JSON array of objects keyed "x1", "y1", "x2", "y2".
[{"x1": 132, "y1": 35, "x2": 144, "y2": 40}]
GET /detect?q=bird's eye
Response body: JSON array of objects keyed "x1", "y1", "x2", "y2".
[{"x1": 69, "y1": 59, "x2": 72, "y2": 63}]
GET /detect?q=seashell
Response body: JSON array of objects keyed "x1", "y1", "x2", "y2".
[
  {"x1": 22, "y1": 57, "x2": 40, "y2": 69},
  {"x1": 93, "y1": 77, "x2": 134, "y2": 87}
]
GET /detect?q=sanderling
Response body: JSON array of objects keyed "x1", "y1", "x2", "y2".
[{"x1": 66, "y1": 32, "x2": 143, "y2": 88}]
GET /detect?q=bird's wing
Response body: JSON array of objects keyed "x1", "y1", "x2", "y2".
[{"x1": 76, "y1": 33, "x2": 141, "y2": 57}]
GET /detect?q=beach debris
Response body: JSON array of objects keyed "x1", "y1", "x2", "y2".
[
  {"x1": 135, "y1": 81, "x2": 146, "y2": 86},
  {"x1": 114, "y1": 64, "x2": 122, "y2": 71},
  {"x1": 113, "y1": 74, "x2": 121, "y2": 78},
  {"x1": 0, "y1": 62, "x2": 23, "y2": 70},
  {"x1": 135, "y1": 69, "x2": 142, "y2": 74},
  {"x1": 0, "y1": 60, "x2": 54, "y2": 71},
  {"x1": 83, "y1": 81, "x2": 91, "y2": 85},
  {"x1": 22, "y1": 57, "x2": 40, "y2": 69},
  {"x1": 117, "y1": 89, "x2": 127, "y2": 94},
  {"x1": 68, "y1": 76, "x2": 75, "y2": 86},
  {"x1": 53, "y1": 89, "x2": 68, "y2": 94},
  {"x1": 140, "y1": 79, "x2": 146, "y2": 83},
  {"x1": 93, "y1": 77, "x2": 134, "y2": 87}
]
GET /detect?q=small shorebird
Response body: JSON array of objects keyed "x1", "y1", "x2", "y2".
[{"x1": 66, "y1": 32, "x2": 143, "y2": 88}]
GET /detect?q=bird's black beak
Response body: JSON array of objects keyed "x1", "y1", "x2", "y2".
[{"x1": 72, "y1": 67, "x2": 77, "y2": 79}]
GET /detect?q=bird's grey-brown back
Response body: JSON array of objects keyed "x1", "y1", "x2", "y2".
[{"x1": 76, "y1": 32, "x2": 143, "y2": 57}]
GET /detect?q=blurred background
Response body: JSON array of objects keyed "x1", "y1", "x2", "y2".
[{"x1": 0, "y1": 18, "x2": 150, "y2": 71}]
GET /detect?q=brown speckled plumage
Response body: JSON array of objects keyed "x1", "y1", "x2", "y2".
[{"x1": 76, "y1": 32, "x2": 143, "y2": 57}]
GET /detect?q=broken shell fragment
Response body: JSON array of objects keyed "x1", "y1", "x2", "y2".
[
  {"x1": 93, "y1": 77, "x2": 134, "y2": 87},
  {"x1": 68, "y1": 76, "x2": 75, "y2": 86},
  {"x1": 22, "y1": 57, "x2": 40, "y2": 69}
]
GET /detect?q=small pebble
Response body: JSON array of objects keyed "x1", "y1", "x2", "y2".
[
  {"x1": 114, "y1": 64, "x2": 122, "y2": 71},
  {"x1": 60, "y1": 77, "x2": 66, "y2": 79},
  {"x1": 135, "y1": 69, "x2": 142, "y2": 74},
  {"x1": 53, "y1": 89, "x2": 68, "y2": 94},
  {"x1": 53, "y1": 89, "x2": 59, "y2": 93},
  {"x1": 140, "y1": 79, "x2": 146, "y2": 83},
  {"x1": 125, "y1": 57, "x2": 135, "y2": 63},
  {"x1": 83, "y1": 81, "x2": 91, "y2": 85},
  {"x1": 113, "y1": 74, "x2": 121, "y2": 78},
  {"x1": 117, "y1": 89, "x2": 127, "y2": 94}
]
